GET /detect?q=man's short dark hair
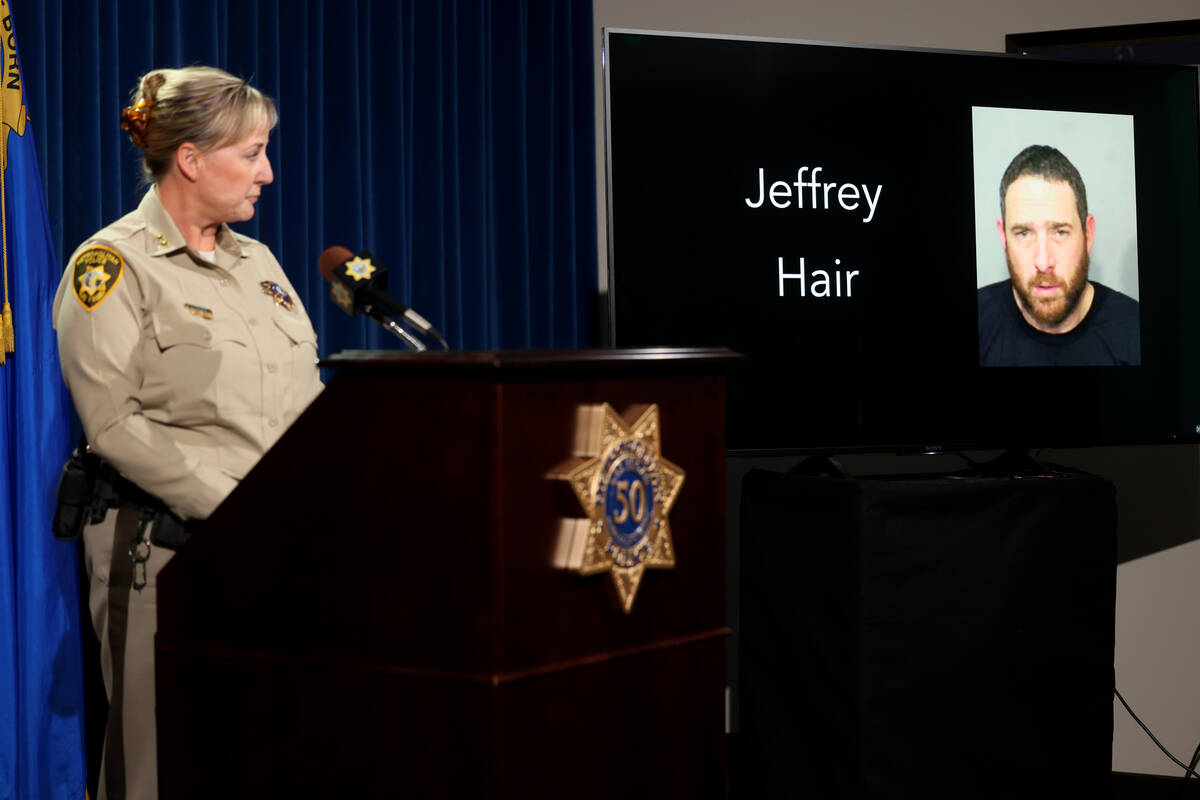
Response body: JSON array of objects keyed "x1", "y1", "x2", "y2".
[{"x1": 999, "y1": 144, "x2": 1088, "y2": 227}]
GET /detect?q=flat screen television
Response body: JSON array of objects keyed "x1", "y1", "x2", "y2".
[{"x1": 604, "y1": 29, "x2": 1200, "y2": 454}]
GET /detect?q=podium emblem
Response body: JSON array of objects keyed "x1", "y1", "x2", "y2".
[{"x1": 549, "y1": 403, "x2": 685, "y2": 613}]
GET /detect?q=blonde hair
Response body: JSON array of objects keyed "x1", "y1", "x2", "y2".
[{"x1": 122, "y1": 66, "x2": 277, "y2": 182}]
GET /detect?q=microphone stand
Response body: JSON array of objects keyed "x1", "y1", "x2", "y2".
[
  {"x1": 367, "y1": 304, "x2": 427, "y2": 351},
  {"x1": 371, "y1": 293, "x2": 450, "y2": 350}
]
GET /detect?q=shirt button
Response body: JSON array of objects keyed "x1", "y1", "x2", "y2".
[
  {"x1": 268, "y1": 417, "x2": 279, "y2": 428},
  {"x1": 220, "y1": 279, "x2": 230, "y2": 287},
  {"x1": 202, "y1": 331, "x2": 212, "y2": 341},
  {"x1": 248, "y1": 317, "x2": 259, "y2": 326},
  {"x1": 266, "y1": 362, "x2": 278, "y2": 373}
]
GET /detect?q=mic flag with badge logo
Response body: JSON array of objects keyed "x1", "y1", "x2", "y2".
[{"x1": 0, "y1": 1, "x2": 87, "y2": 798}]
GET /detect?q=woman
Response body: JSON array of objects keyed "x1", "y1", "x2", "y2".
[{"x1": 52, "y1": 67, "x2": 323, "y2": 800}]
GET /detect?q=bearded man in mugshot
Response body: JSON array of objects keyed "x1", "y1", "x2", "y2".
[{"x1": 978, "y1": 144, "x2": 1141, "y2": 366}]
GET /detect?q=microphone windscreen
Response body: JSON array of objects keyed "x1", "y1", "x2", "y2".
[{"x1": 318, "y1": 246, "x2": 355, "y2": 281}]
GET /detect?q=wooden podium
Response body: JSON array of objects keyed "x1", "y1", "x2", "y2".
[{"x1": 155, "y1": 349, "x2": 736, "y2": 798}]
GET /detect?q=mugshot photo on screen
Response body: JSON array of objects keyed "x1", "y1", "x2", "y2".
[{"x1": 972, "y1": 106, "x2": 1141, "y2": 367}]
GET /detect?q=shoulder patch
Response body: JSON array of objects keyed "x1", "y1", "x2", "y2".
[{"x1": 72, "y1": 246, "x2": 124, "y2": 311}]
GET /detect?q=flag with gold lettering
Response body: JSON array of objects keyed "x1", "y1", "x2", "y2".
[{"x1": 0, "y1": 1, "x2": 86, "y2": 798}]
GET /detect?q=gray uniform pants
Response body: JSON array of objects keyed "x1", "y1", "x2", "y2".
[{"x1": 84, "y1": 506, "x2": 174, "y2": 800}]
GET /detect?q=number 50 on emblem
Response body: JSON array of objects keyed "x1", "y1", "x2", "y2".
[{"x1": 546, "y1": 403, "x2": 685, "y2": 613}]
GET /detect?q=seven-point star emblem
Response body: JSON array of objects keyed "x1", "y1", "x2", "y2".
[{"x1": 549, "y1": 403, "x2": 685, "y2": 613}]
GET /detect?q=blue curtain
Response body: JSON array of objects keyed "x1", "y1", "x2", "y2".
[
  {"x1": 14, "y1": 0, "x2": 598, "y2": 355},
  {"x1": 3, "y1": 1, "x2": 596, "y2": 796}
]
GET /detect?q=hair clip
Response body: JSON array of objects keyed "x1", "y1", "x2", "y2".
[{"x1": 120, "y1": 96, "x2": 154, "y2": 148}]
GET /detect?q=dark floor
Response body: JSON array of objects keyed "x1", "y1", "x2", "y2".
[
  {"x1": 1113, "y1": 771, "x2": 1200, "y2": 797},
  {"x1": 724, "y1": 771, "x2": 1199, "y2": 798},
  {"x1": 724, "y1": 734, "x2": 1200, "y2": 798}
]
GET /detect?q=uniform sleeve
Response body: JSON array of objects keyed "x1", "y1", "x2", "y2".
[{"x1": 54, "y1": 245, "x2": 239, "y2": 520}]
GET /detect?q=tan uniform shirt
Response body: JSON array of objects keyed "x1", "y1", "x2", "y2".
[{"x1": 53, "y1": 187, "x2": 323, "y2": 520}]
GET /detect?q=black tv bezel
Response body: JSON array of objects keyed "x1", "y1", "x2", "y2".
[
  {"x1": 1005, "y1": 18, "x2": 1200, "y2": 60},
  {"x1": 602, "y1": 29, "x2": 1200, "y2": 456}
]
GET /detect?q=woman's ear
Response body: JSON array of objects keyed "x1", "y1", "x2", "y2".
[{"x1": 175, "y1": 143, "x2": 201, "y2": 182}]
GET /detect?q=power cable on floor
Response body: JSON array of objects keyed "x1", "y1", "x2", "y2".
[{"x1": 1114, "y1": 687, "x2": 1200, "y2": 780}]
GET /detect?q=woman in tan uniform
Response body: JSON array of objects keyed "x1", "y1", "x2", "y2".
[{"x1": 52, "y1": 67, "x2": 323, "y2": 800}]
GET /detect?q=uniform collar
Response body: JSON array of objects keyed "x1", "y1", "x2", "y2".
[{"x1": 138, "y1": 185, "x2": 248, "y2": 268}]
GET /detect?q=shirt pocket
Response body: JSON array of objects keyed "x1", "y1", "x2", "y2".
[
  {"x1": 142, "y1": 308, "x2": 251, "y2": 425},
  {"x1": 271, "y1": 312, "x2": 318, "y2": 350},
  {"x1": 271, "y1": 313, "x2": 321, "y2": 414},
  {"x1": 272, "y1": 311, "x2": 319, "y2": 359}
]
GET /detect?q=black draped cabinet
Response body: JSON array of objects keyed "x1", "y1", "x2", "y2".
[{"x1": 738, "y1": 465, "x2": 1117, "y2": 798}]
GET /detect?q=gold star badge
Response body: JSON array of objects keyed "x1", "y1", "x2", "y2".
[
  {"x1": 343, "y1": 256, "x2": 376, "y2": 282},
  {"x1": 549, "y1": 403, "x2": 685, "y2": 613}
]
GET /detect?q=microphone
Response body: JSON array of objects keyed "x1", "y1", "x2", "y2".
[{"x1": 318, "y1": 246, "x2": 449, "y2": 350}]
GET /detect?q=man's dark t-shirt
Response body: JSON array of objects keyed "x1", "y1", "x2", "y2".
[{"x1": 978, "y1": 280, "x2": 1141, "y2": 366}]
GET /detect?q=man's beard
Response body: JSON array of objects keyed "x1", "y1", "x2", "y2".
[{"x1": 1008, "y1": 251, "x2": 1090, "y2": 329}]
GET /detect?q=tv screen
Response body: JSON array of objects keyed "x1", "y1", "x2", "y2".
[{"x1": 604, "y1": 30, "x2": 1200, "y2": 453}]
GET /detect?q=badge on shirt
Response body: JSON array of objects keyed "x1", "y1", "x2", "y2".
[
  {"x1": 260, "y1": 280, "x2": 294, "y2": 311},
  {"x1": 72, "y1": 246, "x2": 124, "y2": 311}
]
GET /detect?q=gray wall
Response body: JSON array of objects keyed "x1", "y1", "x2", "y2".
[{"x1": 594, "y1": 0, "x2": 1200, "y2": 778}]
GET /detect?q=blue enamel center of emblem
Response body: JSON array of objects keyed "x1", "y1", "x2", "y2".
[{"x1": 605, "y1": 462, "x2": 651, "y2": 549}]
